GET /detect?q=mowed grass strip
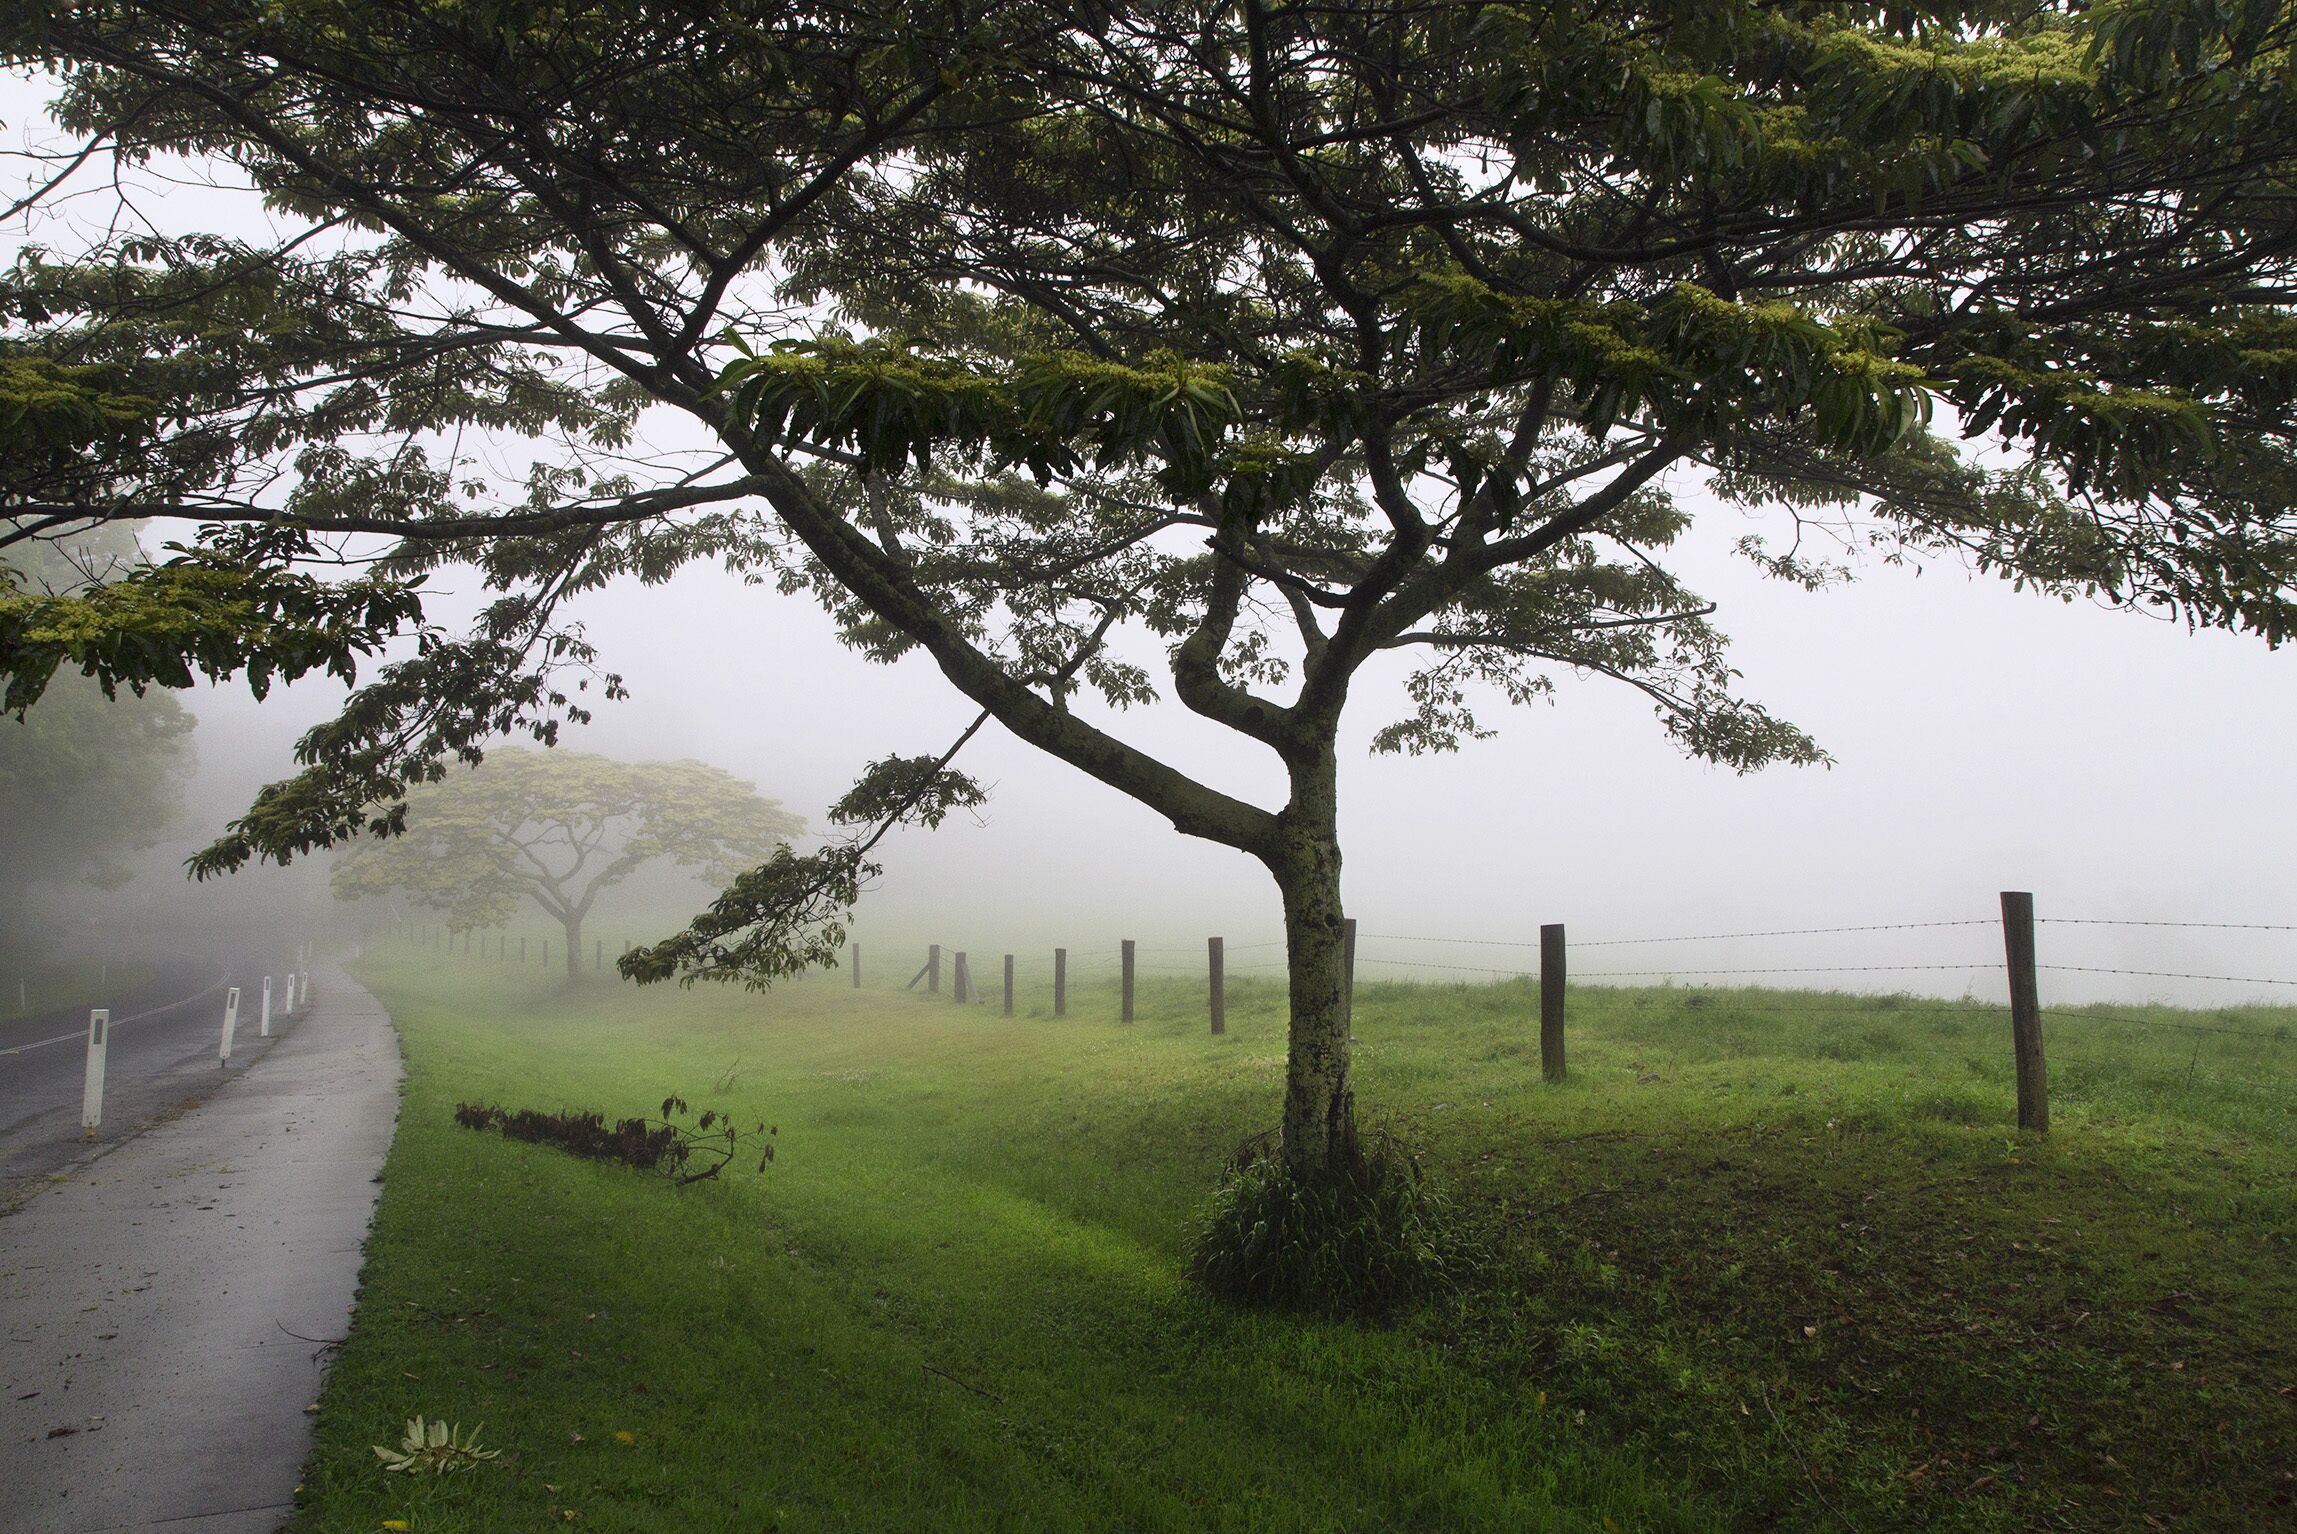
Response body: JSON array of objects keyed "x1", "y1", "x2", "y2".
[{"x1": 295, "y1": 953, "x2": 2297, "y2": 1533}]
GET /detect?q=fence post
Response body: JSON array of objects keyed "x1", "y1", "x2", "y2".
[
  {"x1": 1054, "y1": 948, "x2": 1067, "y2": 1017},
  {"x1": 543, "y1": 939, "x2": 551, "y2": 970},
  {"x1": 1341, "y1": 917, "x2": 1358, "y2": 1030},
  {"x1": 1121, "y1": 939, "x2": 1136, "y2": 1023},
  {"x1": 520, "y1": 937, "x2": 527, "y2": 963},
  {"x1": 852, "y1": 943, "x2": 861, "y2": 989},
  {"x1": 953, "y1": 950, "x2": 971, "y2": 1004},
  {"x1": 2001, "y1": 890, "x2": 2049, "y2": 1133},
  {"x1": 81, "y1": 1009, "x2": 109, "y2": 1135},
  {"x1": 1003, "y1": 954, "x2": 1015, "y2": 1017},
  {"x1": 596, "y1": 938, "x2": 603, "y2": 971},
  {"x1": 219, "y1": 988, "x2": 239, "y2": 1066},
  {"x1": 928, "y1": 943, "x2": 942, "y2": 995},
  {"x1": 1540, "y1": 922, "x2": 1567, "y2": 1083},
  {"x1": 1208, "y1": 936, "x2": 1225, "y2": 1035}
]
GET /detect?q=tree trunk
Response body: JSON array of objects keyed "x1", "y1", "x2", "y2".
[
  {"x1": 561, "y1": 915, "x2": 584, "y2": 982},
  {"x1": 1267, "y1": 750, "x2": 1355, "y2": 1181}
]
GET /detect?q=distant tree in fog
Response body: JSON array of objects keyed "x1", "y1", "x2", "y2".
[
  {"x1": 330, "y1": 752, "x2": 801, "y2": 982},
  {"x1": 0, "y1": 523, "x2": 193, "y2": 946}
]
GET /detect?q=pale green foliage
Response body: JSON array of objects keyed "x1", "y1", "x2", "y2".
[
  {"x1": 371, "y1": 1415, "x2": 500, "y2": 1475},
  {"x1": 0, "y1": 671, "x2": 193, "y2": 892},
  {"x1": 330, "y1": 751, "x2": 801, "y2": 959}
]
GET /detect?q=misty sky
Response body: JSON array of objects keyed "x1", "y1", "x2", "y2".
[
  {"x1": 7, "y1": 73, "x2": 2292, "y2": 1010},
  {"x1": 185, "y1": 505, "x2": 2296, "y2": 1009}
]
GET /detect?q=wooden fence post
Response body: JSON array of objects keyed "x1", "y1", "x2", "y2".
[
  {"x1": 595, "y1": 938, "x2": 602, "y2": 971},
  {"x1": 953, "y1": 951, "x2": 971, "y2": 1004},
  {"x1": 1054, "y1": 948, "x2": 1067, "y2": 1017},
  {"x1": 1121, "y1": 939, "x2": 1136, "y2": 1023},
  {"x1": 928, "y1": 943, "x2": 941, "y2": 995},
  {"x1": 520, "y1": 936, "x2": 527, "y2": 963},
  {"x1": 852, "y1": 943, "x2": 861, "y2": 988},
  {"x1": 1341, "y1": 917, "x2": 1358, "y2": 1029},
  {"x1": 1003, "y1": 954, "x2": 1015, "y2": 1017},
  {"x1": 2001, "y1": 890, "x2": 2049, "y2": 1133},
  {"x1": 1208, "y1": 936, "x2": 1225, "y2": 1035},
  {"x1": 1540, "y1": 922, "x2": 1567, "y2": 1083}
]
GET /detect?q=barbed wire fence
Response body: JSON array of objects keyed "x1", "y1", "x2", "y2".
[
  {"x1": 383, "y1": 900, "x2": 2296, "y2": 1131},
  {"x1": 830, "y1": 897, "x2": 2296, "y2": 1133}
]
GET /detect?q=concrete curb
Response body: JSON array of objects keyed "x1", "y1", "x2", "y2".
[{"x1": 0, "y1": 964, "x2": 403, "y2": 1533}]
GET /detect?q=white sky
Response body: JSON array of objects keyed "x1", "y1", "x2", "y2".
[{"x1": 8, "y1": 75, "x2": 2293, "y2": 1011}]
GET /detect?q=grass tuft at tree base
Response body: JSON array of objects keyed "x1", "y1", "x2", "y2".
[{"x1": 1188, "y1": 1128, "x2": 1475, "y2": 1320}]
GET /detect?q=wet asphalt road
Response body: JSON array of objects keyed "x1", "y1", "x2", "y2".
[
  {"x1": 0, "y1": 963, "x2": 402, "y2": 1533},
  {"x1": 0, "y1": 951, "x2": 307, "y2": 1202}
]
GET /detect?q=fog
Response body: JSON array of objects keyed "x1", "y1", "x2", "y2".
[
  {"x1": 152, "y1": 497, "x2": 2295, "y2": 1011},
  {"x1": 5, "y1": 72, "x2": 2290, "y2": 1012}
]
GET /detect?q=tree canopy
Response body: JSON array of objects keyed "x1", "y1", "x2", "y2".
[
  {"x1": 330, "y1": 750, "x2": 803, "y2": 979},
  {"x1": 4, "y1": 0, "x2": 2297, "y2": 1184}
]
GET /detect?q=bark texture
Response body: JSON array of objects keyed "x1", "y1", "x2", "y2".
[{"x1": 1267, "y1": 749, "x2": 1354, "y2": 1180}]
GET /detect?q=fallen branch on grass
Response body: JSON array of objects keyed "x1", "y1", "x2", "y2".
[
  {"x1": 922, "y1": 1363, "x2": 1003, "y2": 1404},
  {"x1": 1759, "y1": 1381, "x2": 1863, "y2": 1534},
  {"x1": 453, "y1": 1096, "x2": 775, "y2": 1184}
]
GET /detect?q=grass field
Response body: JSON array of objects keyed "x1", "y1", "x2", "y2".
[{"x1": 294, "y1": 947, "x2": 2297, "y2": 1532}]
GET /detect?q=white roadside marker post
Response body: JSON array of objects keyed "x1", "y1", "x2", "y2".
[
  {"x1": 281, "y1": 971, "x2": 295, "y2": 1018},
  {"x1": 219, "y1": 987, "x2": 240, "y2": 1066},
  {"x1": 80, "y1": 1009, "x2": 109, "y2": 1136},
  {"x1": 260, "y1": 976, "x2": 273, "y2": 1037}
]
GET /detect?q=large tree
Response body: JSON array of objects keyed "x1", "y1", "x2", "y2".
[
  {"x1": 4, "y1": 1, "x2": 2297, "y2": 1213},
  {"x1": 330, "y1": 750, "x2": 803, "y2": 982}
]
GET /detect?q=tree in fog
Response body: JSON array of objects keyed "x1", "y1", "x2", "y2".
[
  {"x1": 6, "y1": 2, "x2": 2297, "y2": 1285},
  {"x1": 330, "y1": 751, "x2": 801, "y2": 982},
  {"x1": 0, "y1": 519, "x2": 192, "y2": 946}
]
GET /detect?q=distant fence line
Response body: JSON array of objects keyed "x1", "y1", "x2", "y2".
[
  {"x1": 383, "y1": 894, "x2": 2294, "y2": 1137},
  {"x1": 387, "y1": 923, "x2": 654, "y2": 975},
  {"x1": 853, "y1": 892, "x2": 2294, "y2": 1138}
]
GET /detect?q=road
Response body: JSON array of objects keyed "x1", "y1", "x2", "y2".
[
  {"x1": 0, "y1": 949, "x2": 307, "y2": 1204},
  {"x1": 0, "y1": 963, "x2": 402, "y2": 1533}
]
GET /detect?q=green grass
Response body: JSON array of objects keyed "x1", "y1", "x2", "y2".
[{"x1": 294, "y1": 950, "x2": 2297, "y2": 1533}]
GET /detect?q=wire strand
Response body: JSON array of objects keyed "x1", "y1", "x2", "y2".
[
  {"x1": 2037, "y1": 964, "x2": 2297, "y2": 988},
  {"x1": 1574, "y1": 921, "x2": 1995, "y2": 947},
  {"x1": 1579, "y1": 962, "x2": 1995, "y2": 978},
  {"x1": 2040, "y1": 1008, "x2": 2293, "y2": 1041},
  {"x1": 2039, "y1": 918, "x2": 2297, "y2": 932}
]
